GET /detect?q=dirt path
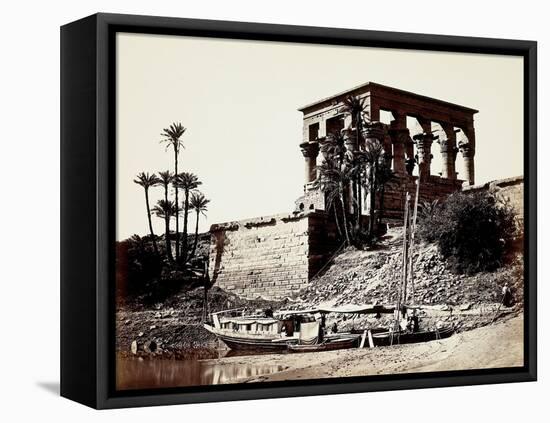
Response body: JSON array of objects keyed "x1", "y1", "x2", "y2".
[{"x1": 202, "y1": 315, "x2": 524, "y2": 383}]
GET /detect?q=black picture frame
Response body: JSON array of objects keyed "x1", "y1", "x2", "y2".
[{"x1": 60, "y1": 12, "x2": 537, "y2": 409}]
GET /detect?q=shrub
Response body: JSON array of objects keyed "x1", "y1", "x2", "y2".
[{"x1": 417, "y1": 191, "x2": 516, "y2": 274}]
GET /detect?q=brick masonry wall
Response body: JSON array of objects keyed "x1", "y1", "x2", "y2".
[{"x1": 209, "y1": 214, "x2": 308, "y2": 300}]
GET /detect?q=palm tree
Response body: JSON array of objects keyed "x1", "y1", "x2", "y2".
[
  {"x1": 314, "y1": 156, "x2": 352, "y2": 246},
  {"x1": 133, "y1": 172, "x2": 161, "y2": 255},
  {"x1": 363, "y1": 139, "x2": 386, "y2": 237},
  {"x1": 341, "y1": 95, "x2": 369, "y2": 230},
  {"x1": 175, "y1": 172, "x2": 202, "y2": 262},
  {"x1": 160, "y1": 122, "x2": 187, "y2": 261},
  {"x1": 341, "y1": 95, "x2": 369, "y2": 147},
  {"x1": 188, "y1": 191, "x2": 210, "y2": 261},
  {"x1": 152, "y1": 199, "x2": 178, "y2": 226},
  {"x1": 155, "y1": 171, "x2": 174, "y2": 261}
]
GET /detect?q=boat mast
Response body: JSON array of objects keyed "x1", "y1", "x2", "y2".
[
  {"x1": 407, "y1": 173, "x2": 421, "y2": 304},
  {"x1": 402, "y1": 193, "x2": 411, "y2": 306},
  {"x1": 397, "y1": 192, "x2": 411, "y2": 322}
]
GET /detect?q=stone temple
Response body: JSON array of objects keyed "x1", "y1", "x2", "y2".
[{"x1": 208, "y1": 82, "x2": 520, "y2": 300}]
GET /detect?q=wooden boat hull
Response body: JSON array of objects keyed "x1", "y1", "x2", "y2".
[
  {"x1": 288, "y1": 336, "x2": 359, "y2": 353},
  {"x1": 204, "y1": 324, "x2": 297, "y2": 352},
  {"x1": 219, "y1": 335, "x2": 296, "y2": 352},
  {"x1": 371, "y1": 326, "x2": 454, "y2": 347}
]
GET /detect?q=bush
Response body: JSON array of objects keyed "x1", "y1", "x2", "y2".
[
  {"x1": 115, "y1": 236, "x2": 162, "y2": 303},
  {"x1": 417, "y1": 191, "x2": 516, "y2": 274}
]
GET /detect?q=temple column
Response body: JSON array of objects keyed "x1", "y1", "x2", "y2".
[
  {"x1": 459, "y1": 143, "x2": 475, "y2": 186},
  {"x1": 458, "y1": 124, "x2": 476, "y2": 186},
  {"x1": 299, "y1": 141, "x2": 320, "y2": 186},
  {"x1": 413, "y1": 120, "x2": 436, "y2": 180},
  {"x1": 389, "y1": 113, "x2": 408, "y2": 175},
  {"x1": 440, "y1": 123, "x2": 457, "y2": 180}
]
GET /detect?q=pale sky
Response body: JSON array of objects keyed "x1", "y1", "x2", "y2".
[{"x1": 116, "y1": 32, "x2": 523, "y2": 241}]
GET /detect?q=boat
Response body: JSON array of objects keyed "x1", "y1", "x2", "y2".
[
  {"x1": 370, "y1": 325, "x2": 454, "y2": 347},
  {"x1": 204, "y1": 306, "x2": 377, "y2": 353},
  {"x1": 288, "y1": 335, "x2": 359, "y2": 353},
  {"x1": 203, "y1": 308, "x2": 304, "y2": 352}
]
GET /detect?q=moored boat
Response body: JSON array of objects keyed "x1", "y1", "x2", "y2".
[
  {"x1": 288, "y1": 336, "x2": 359, "y2": 353},
  {"x1": 203, "y1": 309, "x2": 303, "y2": 352},
  {"x1": 371, "y1": 325, "x2": 454, "y2": 347}
]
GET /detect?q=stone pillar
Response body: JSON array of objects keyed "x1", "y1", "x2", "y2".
[
  {"x1": 440, "y1": 123, "x2": 457, "y2": 180},
  {"x1": 414, "y1": 132, "x2": 436, "y2": 181},
  {"x1": 459, "y1": 143, "x2": 475, "y2": 186},
  {"x1": 388, "y1": 114, "x2": 408, "y2": 175},
  {"x1": 458, "y1": 124, "x2": 476, "y2": 186},
  {"x1": 413, "y1": 119, "x2": 435, "y2": 180},
  {"x1": 299, "y1": 141, "x2": 320, "y2": 185},
  {"x1": 383, "y1": 132, "x2": 393, "y2": 168}
]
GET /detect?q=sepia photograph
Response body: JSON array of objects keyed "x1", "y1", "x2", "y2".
[{"x1": 114, "y1": 32, "x2": 525, "y2": 391}]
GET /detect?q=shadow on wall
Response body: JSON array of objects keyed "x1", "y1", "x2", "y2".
[{"x1": 210, "y1": 230, "x2": 228, "y2": 286}]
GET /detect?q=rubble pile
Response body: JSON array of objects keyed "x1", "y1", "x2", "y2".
[{"x1": 294, "y1": 228, "x2": 523, "y2": 309}]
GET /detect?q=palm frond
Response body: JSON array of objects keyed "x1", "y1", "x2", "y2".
[
  {"x1": 133, "y1": 171, "x2": 160, "y2": 189},
  {"x1": 152, "y1": 199, "x2": 178, "y2": 219},
  {"x1": 190, "y1": 191, "x2": 210, "y2": 216},
  {"x1": 175, "y1": 171, "x2": 202, "y2": 190},
  {"x1": 160, "y1": 122, "x2": 187, "y2": 152},
  {"x1": 155, "y1": 170, "x2": 174, "y2": 188}
]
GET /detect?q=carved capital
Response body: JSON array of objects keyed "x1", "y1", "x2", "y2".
[
  {"x1": 388, "y1": 127, "x2": 409, "y2": 145},
  {"x1": 299, "y1": 141, "x2": 320, "y2": 158},
  {"x1": 363, "y1": 121, "x2": 386, "y2": 141},
  {"x1": 459, "y1": 142, "x2": 475, "y2": 158}
]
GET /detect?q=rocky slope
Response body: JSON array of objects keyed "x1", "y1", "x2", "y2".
[{"x1": 293, "y1": 227, "x2": 523, "y2": 308}]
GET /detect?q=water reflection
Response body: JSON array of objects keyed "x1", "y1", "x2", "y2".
[{"x1": 116, "y1": 354, "x2": 284, "y2": 390}]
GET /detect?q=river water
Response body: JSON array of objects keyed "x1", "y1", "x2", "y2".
[{"x1": 116, "y1": 355, "x2": 284, "y2": 390}]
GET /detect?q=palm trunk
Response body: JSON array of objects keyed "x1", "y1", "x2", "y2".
[
  {"x1": 355, "y1": 178, "x2": 361, "y2": 232},
  {"x1": 378, "y1": 183, "x2": 386, "y2": 227},
  {"x1": 355, "y1": 117, "x2": 362, "y2": 231},
  {"x1": 368, "y1": 164, "x2": 377, "y2": 237},
  {"x1": 144, "y1": 189, "x2": 159, "y2": 255},
  {"x1": 174, "y1": 146, "x2": 180, "y2": 262},
  {"x1": 182, "y1": 190, "x2": 190, "y2": 263},
  {"x1": 332, "y1": 204, "x2": 342, "y2": 239},
  {"x1": 339, "y1": 185, "x2": 351, "y2": 246},
  {"x1": 189, "y1": 210, "x2": 200, "y2": 261},
  {"x1": 164, "y1": 185, "x2": 173, "y2": 262}
]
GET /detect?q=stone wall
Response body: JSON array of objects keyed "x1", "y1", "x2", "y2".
[
  {"x1": 294, "y1": 186, "x2": 325, "y2": 213},
  {"x1": 462, "y1": 175, "x2": 524, "y2": 226},
  {"x1": 381, "y1": 175, "x2": 463, "y2": 224},
  {"x1": 209, "y1": 211, "x2": 339, "y2": 300}
]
